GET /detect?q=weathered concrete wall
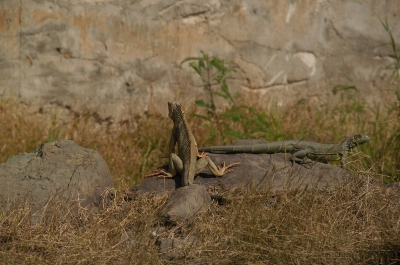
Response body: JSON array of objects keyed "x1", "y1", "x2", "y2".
[{"x1": 0, "y1": 0, "x2": 399, "y2": 119}]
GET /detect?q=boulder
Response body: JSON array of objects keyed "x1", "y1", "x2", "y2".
[
  {"x1": 0, "y1": 140, "x2": 114, "y2": 220},
  {"x1": 131, "y1": 152, "x2": 354, "y2": 196},
  {"x1": 159, "y1": 184, "x2": 211, "y2": 224}
]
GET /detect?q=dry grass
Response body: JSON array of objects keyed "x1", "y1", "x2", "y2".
[
  {"x1": 0, "y1": 189, "x2": 166, "y2": 264},
  {"x1": 190, "y1": 184, "x2": 400, "y2": 264},
  {"x1": 0, "y1": 96, "x2": 399, "y2": 264}
]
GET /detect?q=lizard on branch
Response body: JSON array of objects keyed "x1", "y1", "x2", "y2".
[
  {"x1": 145, "y1": 100, "x2": 240, "y2": 186},
  {"x1": 198, "y1": 134, "x2": 369, "y2": 168}
]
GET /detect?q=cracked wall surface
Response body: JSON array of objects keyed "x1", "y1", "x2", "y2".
[{"x1": 0, "y1": 0, "x2": 399, "y2": 119}]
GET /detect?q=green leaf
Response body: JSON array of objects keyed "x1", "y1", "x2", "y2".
[
  {"x1": 220, "y1": 81, "x2": 230, "y2": 94},
  {"x1": 221, "y1": 110, "x2": 242, "y2": 122},
  {"x1": 200, "y1": 50, "x2": 208, "y2": 60},
  {"x1": 189, "y1": 62, "x2": 202, "y2": 77},
  {"x1": 198, "y1": 59, "x2": 206, "y2": 70},
  {"x1": 224, "y1": 127, "x2": 245, "y2": 139},
  {"x1": 195, "y1": 99, "x2": 211, "y2": 108},
  {"x1": 180, "y1": 57, "x2": 201, "y2": 67},
  {"x1": 213, "y1": 92, "x2": 228, "y2": 99},
  {"x1": 380, "y1": 18, "x2": 389, "y2": 32},
  {"x1": 210, "y1": 58, "x2": 224, "y2": 71}
]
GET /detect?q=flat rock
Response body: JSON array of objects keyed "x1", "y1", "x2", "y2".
[
  {"x1": 131, "y1": 153, "x2": 353, "y2": 196},
  {"x1": 159, "y1": 184, "x2": 211, "y2": 224},
  {"x1": 0, "y1": 140, "x2": 114, "y2": 220}
]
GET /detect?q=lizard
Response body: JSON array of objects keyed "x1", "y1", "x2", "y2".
[
  {"x1": 144, "y1": 100, "x2": 241, "y2": 186},
  {"x1": 198, "y1": 134, "x2": 370, "y2": 168}
]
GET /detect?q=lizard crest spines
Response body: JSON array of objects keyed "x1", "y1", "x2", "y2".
[{"x1": 168, "y1": 101, "x2": 194, "y2": 153}]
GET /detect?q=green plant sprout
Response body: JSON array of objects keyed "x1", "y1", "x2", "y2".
[{"x1": 181, "y1": 51, "x2": 236, "y2": 143}]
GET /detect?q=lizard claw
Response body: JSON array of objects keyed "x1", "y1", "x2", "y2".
[
  {"x1": 144, "y1": 169, "x2": 170, "y2": 179},
  {"x1": 144, "y1": 170, "x2": 161, "y2": 179},
  {"x1": 289, "y1": 157, "x2": 314, "y2": 169},
  {"x1": 301, "y1": 160, "x2": 313, "y2": 169},
  {"x1": 216, "y1": 161, "x2": 241, "y2": 176},
  {"x1": 223, "y1": 169, "x2": 234, "y2": 174},
  {"x1": 197, "y1": 151, "x2": 208, "y2": 158},
  {"x1": 217, "y1": 162, "x2": 226, "y2": 171},
  {"x1": 218, "y1": 162, "x2": 241, "y2": 170},
  {"x1": 226, "y1": 162, "x2": 241, "y2": 169}
]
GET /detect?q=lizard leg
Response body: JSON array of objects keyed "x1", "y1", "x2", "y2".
[
  {"x1": 195, "y1": 156, "x2": 240, "y2": 177},
  {"x1": 290, "y1": 149, "x2": 313, "y2": 167},
  {"x1": 144, "y1": 153, "x2": 183, "y2": 179},
  {"x1": 340, "y1": 154, "x2": 347, "y2": 169}
]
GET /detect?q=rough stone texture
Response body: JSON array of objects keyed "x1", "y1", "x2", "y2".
[
  {"x1": 159, "y1": 184, "x2": 211, "y2": 224},
  {"x1": 157, "y1": 235, "x2": 200, "y2": 260},
  {"x1": 131, "y1": 152, "x2": 354, "y2": 196},
  {"x1": 0, "y1": 140, "x2": 114, "y2": 220},
  {"x1": 0, "y1": 1, "x2": 399, "y2": 119}
]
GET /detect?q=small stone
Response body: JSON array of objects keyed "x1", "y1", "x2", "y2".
[
  {"x1": 159, "y1": 184, "x2": 211, "y2": 224},
  {"x1": 157, "y1": 235, "x2": 200, "y2": 260}
]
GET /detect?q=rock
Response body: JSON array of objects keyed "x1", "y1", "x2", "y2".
[
  {"x1": 0, "y1": 1, "x2": 399, "y2": 119},
  {"x1": 0, "y1": 140, "x2": 114, "y2": 221},
  {"x1": 157, "y1": 235, "x2": 200, "y2": 260},
  {"x1": 119, "y1": 230, "x2": 137, "y2": 248},
  {"x1": 159, "y1": 184, "x2": 211, "y2": 224},
  {"x1": 132, "y1": 153, "x2": 353, "y2": 196}
]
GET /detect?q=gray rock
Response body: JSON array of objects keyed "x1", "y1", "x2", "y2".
[
  {"x1": 0, "y1": 140, "x2": 114, "y2": 221},
  {"x1": 157, "y1": 235, "x2": 200, "y2": 260},
  {"x1": 132, "y1": 153, "x2": 353, "y2": 196},
  {"x1": 0, "y1": 1, "x2": 398, "y2": 119},
  {"x1": 159, "y1": 184, "x2": 211, "y2": 224}
]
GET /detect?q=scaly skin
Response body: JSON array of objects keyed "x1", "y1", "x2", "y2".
[
  {"x1": 145, "y1": 101, "x2": 240, "y2": 186},
  {"x1": 198, "y1": 134, "x2": 370, "y2": 168}
]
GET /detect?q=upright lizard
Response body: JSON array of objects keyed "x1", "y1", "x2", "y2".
[
  {"x1": 145, "y1": 100, "x2": 240, "y2": 186},
  {"x1": 198, "y1": 134, "x2": 369, "y2": 168}
]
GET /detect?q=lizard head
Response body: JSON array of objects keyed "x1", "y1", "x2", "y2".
[
  {"x1": 168, "y1": 100, "x2": 184, "y2": 120},
  {"x1": 348, "y1": 134, "x2": 370, "y2": 149}
]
